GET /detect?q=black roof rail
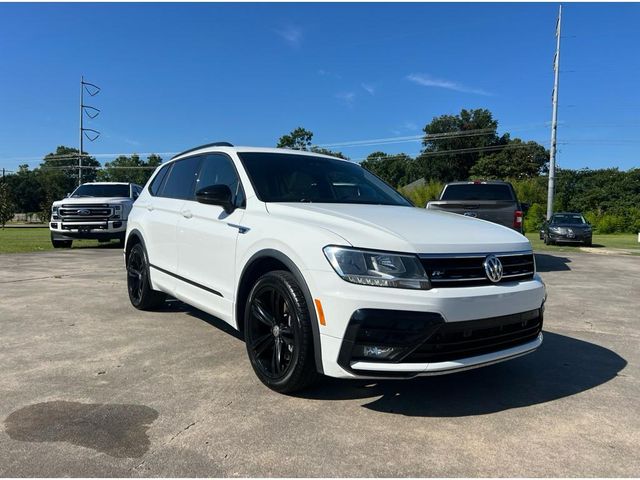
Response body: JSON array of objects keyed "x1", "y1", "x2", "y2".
[{"x1": 171, "y1": 142, "x2": 234, "y2": 159}]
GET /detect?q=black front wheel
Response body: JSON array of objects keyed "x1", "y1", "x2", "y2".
[
  {"x1": 244, "y1": 271, "x2": 318, "y2": 393},
  {"x1": 127, "y1": 243, "x2": 166, "y2": 310},
  {"x1": 51, "y1": 233, "x2": 72, "y2": 248}
]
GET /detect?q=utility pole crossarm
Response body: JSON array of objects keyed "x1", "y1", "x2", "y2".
[
  {"x1": 546, "y1": 4, "x2": 562, "y2": 220},
  {"x1": 78, "y1": 76, "x2": 101, "y2": 186}
]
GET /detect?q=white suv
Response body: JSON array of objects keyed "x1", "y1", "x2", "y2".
[{"x1": 125, "y1": 143, "x2": 546, "y2": 393}]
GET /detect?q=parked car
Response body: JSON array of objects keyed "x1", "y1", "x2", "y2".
[
  {"x1": 426, "y1": 180, "x2": 528, "y2": 233},
  {"x1": 50, "y1": 182, "x2": 143, "y2": 248},
  {"x1": 125, "y1": 143, "x2": 546, "y2": 393},
  {"x1": 540, "y1": 212, "x2": 592, "y2": 246}
]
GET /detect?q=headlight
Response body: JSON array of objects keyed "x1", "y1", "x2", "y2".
[
  {"x1": 110, "y1": 205, "x2": 122, "y2": 218},
  {"x1": 549, "y1": 226, "x2": 562, "y2": 233},
  {"x1": 323, "y1": 246, "x2": 431, "y2": 290}
]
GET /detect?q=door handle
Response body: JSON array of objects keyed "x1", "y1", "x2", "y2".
[
  {"x1": 181, "y1": 209, "x2": 193, "y2": 219},
  {"x1": 146, "y1": 204, "x2": 154, "y2": 211}
]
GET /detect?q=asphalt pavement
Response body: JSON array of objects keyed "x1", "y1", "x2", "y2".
[{"x1": 0, "y1": 247, "x2": 638, "y2": 476}]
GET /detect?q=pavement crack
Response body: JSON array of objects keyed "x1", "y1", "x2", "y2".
[{"x1": 130, "y1": 420, "x2": 197, "y2": 473}]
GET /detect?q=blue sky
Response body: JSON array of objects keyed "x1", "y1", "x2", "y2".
[{"x1": 0, "y1": 2, "x2": 638, "y2": 173}]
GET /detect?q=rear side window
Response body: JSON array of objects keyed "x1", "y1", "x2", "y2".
[
  {"x1": 149, "y1": 165, "x2": 170, "y2": 196},
  {"x1": 196, "y1": 154, "x2": 245, "y2": 207},
  {"x1": 441, "y1": 184, "x2": 514, "y2": 201},
  {"x1": 160, "y1": 156, "x2": 202, "y2": 200}
]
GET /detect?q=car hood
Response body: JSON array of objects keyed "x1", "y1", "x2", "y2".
[
  {"x1": 52, "y1": 197, "x2": 132, "y2": 207},
  {"x1": 266, "y1": 203, "x2": 531, "y2": 254}
]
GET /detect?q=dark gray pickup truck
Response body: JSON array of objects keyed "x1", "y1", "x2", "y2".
[{"x1": 426, "y1": 180, "x2": 527, "y2": 233}]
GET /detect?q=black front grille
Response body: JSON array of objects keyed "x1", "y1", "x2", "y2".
[
  {"x1": 403, "y1": 309, "x2": 542, "y2": 363},
  {"x1": 420, "y1": 252, "x2": 535, "y2": 287}
]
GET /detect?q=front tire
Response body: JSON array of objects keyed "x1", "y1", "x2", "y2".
[
  {"x1": 51, "y1": 233, "x2": 72, "y2": 248},
  {"x1": 126, "y1": 243, "x2": 166, "y2": 310},
  {"x1": 244, "y1": 271, "x2": 318, "y2": 393}
]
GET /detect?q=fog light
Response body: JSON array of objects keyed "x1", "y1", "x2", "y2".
[
  {"x1": 113, "y1": 221, "x2": 122, "y2": 228},
  {"x1": 363, "y1": 346, "x2": 398, "y2": 359}
]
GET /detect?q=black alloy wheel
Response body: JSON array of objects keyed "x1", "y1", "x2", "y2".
[
  {"x1": 127, "y1": 243, "x2": 166, "y2": 310},
  {"x1": 245, "y1": 271, "x2": 318, "y2": 393}
]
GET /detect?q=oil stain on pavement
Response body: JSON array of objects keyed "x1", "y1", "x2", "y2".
[{"x1": 4, "y1": 401, "x2": 158, "y2": 458}]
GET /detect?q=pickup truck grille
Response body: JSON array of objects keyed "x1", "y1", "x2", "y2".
[
  {"x1": 59, "y1": 204, "x2": 113, "y2": 221},
  {"x1": 420, "y1": 252, "x2": 535, "y2": 287},
  {"x1": 402, "y1": 308, "x2": 542, "y2": 363}
]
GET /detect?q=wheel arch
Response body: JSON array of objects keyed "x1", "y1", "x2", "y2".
[
  {"x1": 125, "y1": 229, "x2": 147, "y2": 266},
  {"x1": 236, "y1": 249, "x2": 324, "y2": 374}
]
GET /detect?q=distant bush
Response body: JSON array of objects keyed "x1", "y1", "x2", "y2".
[
  {"x1": 524, "y1": 203, "x2": 546, "y2": 232},
  {"x1": 400, "y1": 180, "x2": 444, "y2": 208}
]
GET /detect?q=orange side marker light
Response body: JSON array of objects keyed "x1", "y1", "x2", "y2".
[{"x1": 314, "y1": 299, "x2": 326, "y2": 326}]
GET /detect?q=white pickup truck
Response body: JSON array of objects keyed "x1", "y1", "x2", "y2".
[{"x1": 50, "y1": 182, "x2": 142, "y2": 248}]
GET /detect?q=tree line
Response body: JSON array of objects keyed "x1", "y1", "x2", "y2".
[{"x1": 1, "y1": 107, "x2": 638, "y2": 233}]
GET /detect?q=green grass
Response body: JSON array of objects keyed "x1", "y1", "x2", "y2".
[
  {"x1": 0, "y1": 227, "x2": 120, "y2": 254},
  {"x1": 525, "y1": 232, "x2": 640, "y2": 254}
]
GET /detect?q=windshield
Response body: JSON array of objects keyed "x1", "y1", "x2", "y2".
[
  {"x1": 441, "y1": 183, "x2": 514, "y2": 201},
  {"x1": 238, "y1": 152, "x2": 412, "y2": 206},
  {"x1": 71, "y1": 184, "x2": 130, "y2": 198},
  {"x1": 551, "y1": 214, "x2": 586, "y2": 225}
]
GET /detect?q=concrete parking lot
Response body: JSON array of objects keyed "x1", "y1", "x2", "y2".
[{"x1": 0, "y1": 248, "x2": 638, "y2": 476}]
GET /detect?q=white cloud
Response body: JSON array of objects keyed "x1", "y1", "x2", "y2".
[
  {"x1": 361, "y1": 83, "x2": 375, "y2": 95},
  {"x1": 335, "y1": 92, "x2": 356, "y2": 106},
  {"x1": 275, "y1": 26, "x2": 303, "y2": 48},
  {"x1": 406, "y1": 73, "x2": 491, "y2": 96},
  {"x1": 318, "y1": 69, "x2": 342, "y2": 79}
]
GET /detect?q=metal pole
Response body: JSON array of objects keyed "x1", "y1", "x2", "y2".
[
  {"x1": 79, "y1": 75, "x2": 84, "y2": 186},
  {"x1": 546, "y1": 5, "x2": 562, "y2": 220}
]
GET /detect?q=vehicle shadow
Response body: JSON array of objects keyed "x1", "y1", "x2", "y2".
[
  {"x1": 161, "y1": 299, "x2": 244, "y2": 341},
  {"x1": 299, "y1": 332, "x2": 626, "y2": 417},
  {"x1": 534, "y1": 253, "x2": 572, "y2": 272},
  {"x1": 73, "y1": 242, "x2": 122, "y2": 250}
]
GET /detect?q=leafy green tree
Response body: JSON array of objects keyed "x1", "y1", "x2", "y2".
[
  {"x1": 416, "y1": 108, "x2": 507, "y2": 182},
  {"x1": 309, "y1": 146, "x2": 348, "y2": 159},
  {"x1": 98, "y1": 154, "x2": 163, "y2": 185},
  {"x1": 469, "y1": 139, "x2": 549, "y2": 179},
  {"x1": 277, "y1": 127, "x2": 348, "y2": 159},
  {"x1": 5, "y1": 165, "x2": 44, "y2": 213},
  {"x1": 0, "y1": 182, "x2": 16, "y2": 227},
  {"x1": 40, "y1": 146, "x2": 101, "y2": 191},
  {"x1": 277, "y1": 127, "x2": 314, "y2": 150},
  {"x1": 360, "y1": 151, "x2": 416, "y2": 187}
]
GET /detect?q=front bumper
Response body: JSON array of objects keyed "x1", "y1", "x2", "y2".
[
  {"x1": 307, "y1": 269, "x2": 546, "y2": 379},
  {"x1": 50, "y1": 220, "x2": 127, "y2": 240},
  {"x1": 336, "y1": 307, "x2": 543, "y2": 378},
  {"x1": 548, "y1": 231, "x2": 592, "y2": 243}
]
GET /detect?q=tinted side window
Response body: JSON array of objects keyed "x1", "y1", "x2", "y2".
[
  {"x1": 196, "y1": 154, "x2": 245, "y2": 207},
  {"x1": 161, "y1": 156, "x2": 202, "y2": 200},
  {"x1": 149, "y1": 164, "x2": 170, "y2": 196}
]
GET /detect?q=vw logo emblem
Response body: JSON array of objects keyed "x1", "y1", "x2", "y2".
[
  {"x1": 483, "y1": 254, "x2": 503, "y2": 283},
  {"x1": 78, "y1": 209, "x2": 91, "y2": 215}
]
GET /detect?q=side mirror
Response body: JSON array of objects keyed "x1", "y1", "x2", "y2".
[
  {"x1": 521, "y1": 202, "x2": 530, "y2": 213},
  {"x1": 66, "y1": 192, "x2": 71, "y2": 198},
  {"x1": 196, "y1": 184, "x2": 235, "y2": 213}
]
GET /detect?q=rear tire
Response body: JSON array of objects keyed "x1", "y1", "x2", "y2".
[
  {"x1": 51, "y1": 234, "x2": 72, "y2": 249},
  {"x1": 126, "y1": 243, "x2": 166, "y2": 310},
  {"x1": 244, "y1": 271, "x2": 318, "y2": 393}
]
